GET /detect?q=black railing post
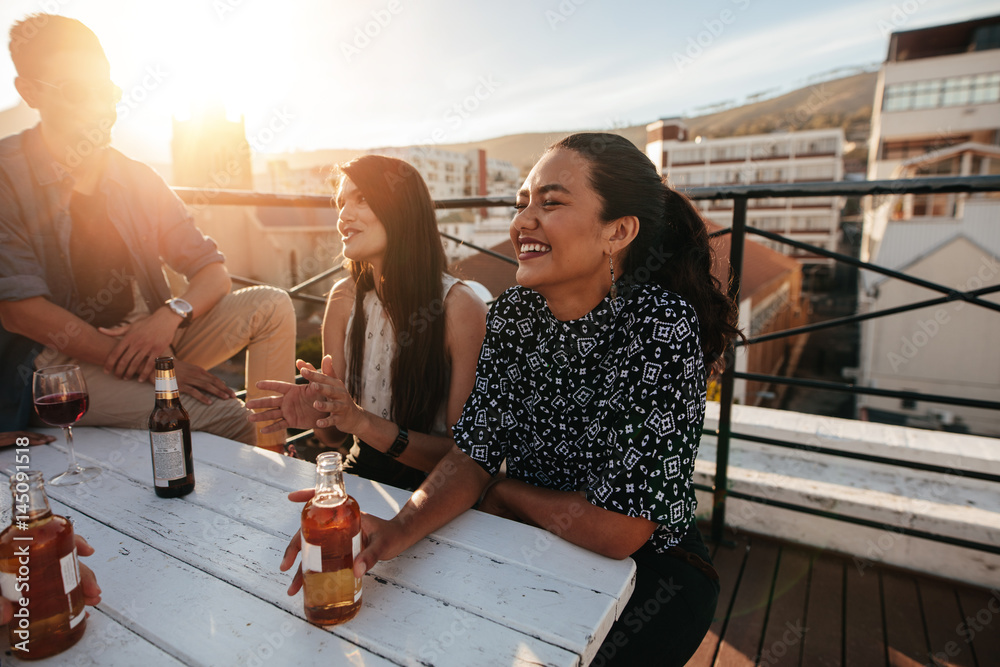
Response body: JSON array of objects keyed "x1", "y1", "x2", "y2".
[{"x1": 711, "y1": 196, "x2": 747, "y2": 544}]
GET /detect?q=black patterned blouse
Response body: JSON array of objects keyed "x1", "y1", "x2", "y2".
[{"x1": 453, "y1": 283, "x2": 707, "y2": 552}]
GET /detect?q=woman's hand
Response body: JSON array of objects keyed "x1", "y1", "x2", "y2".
[
  {"x1": 299, "y1": 355, "x2": 367, "y2": 435},
  {"x1": 475, "y1": 479, "x2": 519, "y2": 520},
  {"x1": 279, "y1": 488, "x2": 405, "y2": 593},
  {"x1": 0, "y1": 535, "x2": 101, "y2": 625},
  {"x1": 248, "y1": 360, "x2": 329, "y2": 433}
]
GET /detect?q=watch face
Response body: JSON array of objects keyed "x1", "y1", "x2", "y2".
[{"x1": 169, "y1": 298, "x2": 193, "y2": 317}]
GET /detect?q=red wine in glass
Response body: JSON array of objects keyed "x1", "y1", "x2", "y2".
[
  {"x1": 33, "y1": 392, "x2": 89, "y2": 427},
  {"x1": 32, "y1": 366, "x2": 101, "y2": 486}
]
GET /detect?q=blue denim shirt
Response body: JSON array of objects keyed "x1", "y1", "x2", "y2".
[{"x1": 0, "y1": 124, "x2": 225, "y2": 429}]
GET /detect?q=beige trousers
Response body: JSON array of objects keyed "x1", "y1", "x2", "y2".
[{"x1": 35, "y1": 286, "x2": 296, "y2": 449}]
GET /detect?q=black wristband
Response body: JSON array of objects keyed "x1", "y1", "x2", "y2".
[{"x1": 386, "y1": 426, "x2": 409, "y2": 459}]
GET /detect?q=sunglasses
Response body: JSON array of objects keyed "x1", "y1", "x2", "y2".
[{"x1": 31, "y1": 78, "x2": 123, "y2": 105}]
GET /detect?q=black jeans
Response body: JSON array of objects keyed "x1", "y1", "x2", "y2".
[{"x1": 591, "y1": 528, "x2": 719, "y2": 667}]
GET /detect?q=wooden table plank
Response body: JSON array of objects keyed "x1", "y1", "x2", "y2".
[
  {"x1": 0, "y1": 434, "x2": 597, "y2": 666},
  {"x1": 184, "y1": 430, "x2": 636, "y2": 603},
  {"x1": 688, "y1": 532, "x2": 751, "y2": 667},
  {"x1": 955, "y1": 585, "x2": 1000, "y2": 667},
  {"x1": 757, "y1": 547, "x2": 810, "y2": 666},
  {"x1": 801, "y1": 552, "x2": 844, "y2": 667},
  {"x1": 882, "y1": 571, "x2": 929, "y2": 666},
  {"x1": 920, "y1": 578, "x2": 975, "y2": 667},
  {"x1": 60, "y1": 428, "x2": 630, "y2": 660},
  {"x1": 1, "y1": 607, "x2": 187, "y2": 666},
  {"x1": 714, "y1": 538, "x2": 781, "y2": 667},
  {"x1": 844, "y1": 559, "x2": 886, "y2": 667},
  {"x1": 2, "y1": 494, "x2": 398, "y2": 667}
]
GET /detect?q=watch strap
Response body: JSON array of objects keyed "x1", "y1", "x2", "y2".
[{"x1": 386, "y1": 426, "x2": 409, "y2": 459}]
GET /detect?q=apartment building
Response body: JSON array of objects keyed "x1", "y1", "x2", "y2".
[
  {"x1": 646, "y1": 119, "x2": 845, "y2": 276},
  {"x1": 859, "y1": 14, "x2": 1000, "y2": 435}
]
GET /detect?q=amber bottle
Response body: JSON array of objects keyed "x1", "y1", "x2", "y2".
[
  {"x1": 0, "y1": 471, "x2": 87, "y2": 660},
  {"x1": 300, "y1": 452, "x2": 362, "y2": 625}
]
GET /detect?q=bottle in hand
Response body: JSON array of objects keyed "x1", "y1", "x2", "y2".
[
  {"x1": 301, "y1": 452, "x2": 362, "y2": 625},
  {"x1": 148, "y1": 357, "x2": 195, "y2": 498},
  {"x1": 0, "y1": 471, "x2": 87, "y2": 660}
]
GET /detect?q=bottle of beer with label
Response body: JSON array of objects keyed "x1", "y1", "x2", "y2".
[
  {"x1": 300, "y1": 452, "x2": 362, "y2": 625},
  {"x1": 149, "y1": 356, "x2": 195, "y2": 498},
  {"x1": 0, "y1": 471, "x2": 87, "y2": 660}
]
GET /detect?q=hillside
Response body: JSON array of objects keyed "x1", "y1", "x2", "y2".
[{"x1": 428, "y1": 71, "x2": 876, "y2": 173}]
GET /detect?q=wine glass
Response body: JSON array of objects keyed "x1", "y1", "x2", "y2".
[{"x1": 32, "y1": 365, "x2": 101, "y2": 486}]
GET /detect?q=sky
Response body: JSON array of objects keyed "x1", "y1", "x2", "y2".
[{"x1": 2, "y1": 0, "x2": 999, "y2": 163}]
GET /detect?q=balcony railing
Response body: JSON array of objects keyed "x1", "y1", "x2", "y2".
[{"x1": 174, "y1": 174, "x2": 1000, "y2": 557}]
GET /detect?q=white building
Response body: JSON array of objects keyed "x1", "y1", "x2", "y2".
[
  {"x1": 864, "y1": 13, "x2": 1000, "y2": 261},
  {"x1": 858, "y1": 14, "x2": 1000, "y2": 436},
  {"x1": 646, "y1": 119, "x2": 845, "y2": 274},
  {"x1": 368, "y1": 146, "x2": 521, "y2": 263}
]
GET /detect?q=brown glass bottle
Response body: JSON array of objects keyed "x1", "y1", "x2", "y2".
[
  {"x1": 301, "y1": 452, "x2": 362, "y2": 625},
  {"x1": 148, "y1": 357, "x2": 195, "y2": 498},
  {"x1": 0, "y1": 471, "x2": 87, "y2": 660}
]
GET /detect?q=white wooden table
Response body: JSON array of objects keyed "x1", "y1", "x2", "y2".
[{"x1": 0, "y1": 427, "x2": 635, "y2": 666}]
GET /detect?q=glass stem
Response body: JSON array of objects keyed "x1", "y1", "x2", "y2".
[{"x1": 64, "y1": 425, "x2": 79, "y2": 469}]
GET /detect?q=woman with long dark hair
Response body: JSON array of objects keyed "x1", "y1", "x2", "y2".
[
  {"x1": 249, "y1": 154, "x2": 488, "y2": 489},
  {"x1": 282, "y1": 134, "x2": 741, "y2": 664}
]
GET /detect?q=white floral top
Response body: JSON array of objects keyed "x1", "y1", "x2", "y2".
[{"x1": 345, "y1": 274, "x2": 461, "y2": 437}]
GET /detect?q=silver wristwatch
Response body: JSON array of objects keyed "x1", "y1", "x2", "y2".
[{"x1": 165, "y1": 297, "x2": 193, "y2": 328}]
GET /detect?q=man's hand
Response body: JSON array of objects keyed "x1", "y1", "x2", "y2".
[
  {"x1": 99, "y1": 308, "x2": 180, "y2": 381},
  {"x1": 0, "y1": 535, "x2": 101, "y2": 625},
  {"x1": 172, "y1": 359, "x2": 236, "y2": 405}
]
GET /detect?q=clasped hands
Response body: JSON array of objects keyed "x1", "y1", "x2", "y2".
[
  {"x1": 98, "y1": 310, "x2": 235, "y2": 405},
  {"x1": 247, "y1": 355, "x2": 366, "y2": 435}
]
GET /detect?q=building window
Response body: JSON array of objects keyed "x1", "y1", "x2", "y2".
[{"x1": 883, "y1": 72, "x2": 1000, "y2": 111}]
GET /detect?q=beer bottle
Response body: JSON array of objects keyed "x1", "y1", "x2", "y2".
[
  {"x1": 148, "y1": 357, "x2": 195, "y2": 498},
  {"x1": 0, "y1": 471, "x2": 87, "y2": 659},
  {"x1": 300, "y1": 452, "x2": 362, "y2": 625}
]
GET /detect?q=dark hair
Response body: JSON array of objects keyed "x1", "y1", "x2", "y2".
[
  {"x1": 551, "y1": 133, "x2": 742, "y2": 372},
  {"x1": 9, "y1": 14, "x2": 106, "y2": 79},
  {"x1": 334, "y1": 155, "x2": 448, "y2": 433}
]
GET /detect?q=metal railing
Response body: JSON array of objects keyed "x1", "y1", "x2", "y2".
[{"x1": 175, "y1": 174, "x2": 1000, "y2": 554}]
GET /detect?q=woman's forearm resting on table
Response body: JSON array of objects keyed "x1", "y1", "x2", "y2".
[
  {"x1": 485, "y1": 479, "x2": 656, "y2": 560},
  {"x1": 359, "y1": 446, "x2": 491, "y2": 572},
  {"x1": 350, "y1": 410, "x2": 456, "y2": 473}
]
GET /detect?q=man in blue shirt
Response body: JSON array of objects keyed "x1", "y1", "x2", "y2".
[{"x1": 0, "y1": 14, "x2": 295, "y2": 451}]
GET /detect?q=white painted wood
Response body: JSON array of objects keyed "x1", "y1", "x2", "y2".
[
  {"x1": 0, "y1": 428, "x2": 635, "y2": 666},
  {"x1": 1, "y1": 491, "x2": 398, "y2": 667},
  {"x1": 61, "y1": 428, "x2": 635, "y2": 604},
  {"x1": 0, "y1": 607, "x2": 186, "y2": 666}
]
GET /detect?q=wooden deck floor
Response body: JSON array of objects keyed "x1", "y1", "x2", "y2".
[{"x1": 690, "y1": 528, "x2": 1000, "y2": 667}]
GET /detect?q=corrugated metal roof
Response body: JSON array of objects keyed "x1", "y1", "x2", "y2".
[{"x1": 863, "y1": 200, "x2": 1000, "y2": 290}]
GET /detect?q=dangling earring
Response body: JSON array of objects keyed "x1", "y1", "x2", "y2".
[{"x1": 609, "y1": 253, "x2": 618, "y2": 302}]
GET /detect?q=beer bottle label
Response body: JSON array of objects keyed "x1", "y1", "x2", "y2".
[
  {"x1": 60, "y1": 547, "x2": 80, "y2": 594},
  {"x1": 151, "y1": 430, "x2": 186, "y2": 485},
  {"x1": 0, "y1": 571, "x2": 17, "y2": 602},
  {"x1": 301, "y1": 536, "x2": 322, "y2": 573}
]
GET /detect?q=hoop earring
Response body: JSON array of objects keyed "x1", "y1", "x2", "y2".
[{"x1": 609, "y1": 254, "x2": 618, "y2": 302}]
